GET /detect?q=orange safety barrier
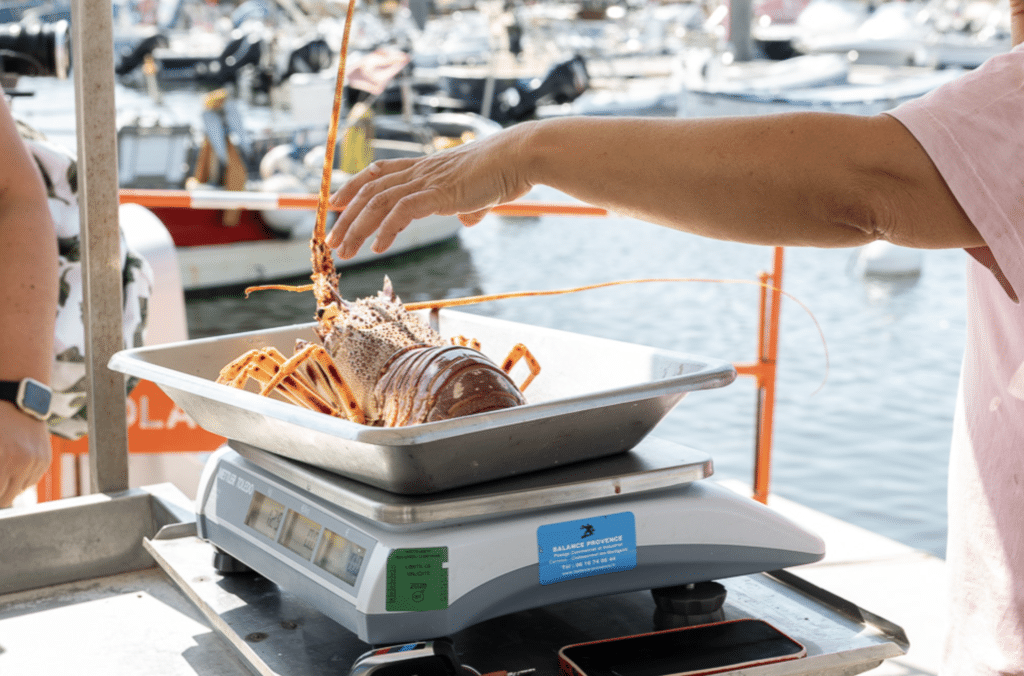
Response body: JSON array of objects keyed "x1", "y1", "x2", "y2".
[
  {"x1": 118, "y1": 188, "x2": 610, "y2": 218},
  {"x1": 37, "y1": 380, "x2": 226, "y2": 501}
]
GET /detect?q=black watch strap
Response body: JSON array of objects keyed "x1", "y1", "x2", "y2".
[
  {"x1": 0, "y1": 378, "x2": 53, "y2": 421},
  {"x1": 0, "y1": 380, "x2": 18, "y2": 402}
]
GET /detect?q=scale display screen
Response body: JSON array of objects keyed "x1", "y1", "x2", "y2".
[
  {"x1": 244, "y1": 491, "x2": 286, "y2": 539},
  {"x1": 242, "y1": 489, "x2": 367, "y2": 587},
  {"x1": 314, "y1": 530, "x2": 367, "y2": 586},
  {"x1": 281, "y1": 510, "x2": 322, "y2": 560}
]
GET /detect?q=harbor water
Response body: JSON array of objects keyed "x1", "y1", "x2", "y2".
[{"x1": 187, "y1": 184, "x2": 964, "y2": 559}]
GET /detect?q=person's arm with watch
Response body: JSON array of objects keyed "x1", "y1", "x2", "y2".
[{"x1": 0, "y1": 88, "x2": 59, "y2": 508}]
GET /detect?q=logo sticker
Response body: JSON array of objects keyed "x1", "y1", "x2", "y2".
[{"x1": 537, "y1": 512, "x2": 637, "y2": 585}]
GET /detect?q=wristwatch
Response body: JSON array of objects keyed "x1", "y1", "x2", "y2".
[{"x1": 0, "y1": 378, "x2": 53, "y2": 421}]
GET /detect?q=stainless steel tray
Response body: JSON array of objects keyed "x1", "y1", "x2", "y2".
[{"x1": 108, "y1": 310, "x2": 735, "y2": 494}]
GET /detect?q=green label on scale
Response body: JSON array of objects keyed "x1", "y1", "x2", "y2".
[{"x1": 386, "y1": 548, "x2": 449, "y2": 611}]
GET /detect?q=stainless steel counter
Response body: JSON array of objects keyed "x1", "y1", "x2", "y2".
[{"x1": 0, "y1": 483, "x2": 906, "y2": 676}]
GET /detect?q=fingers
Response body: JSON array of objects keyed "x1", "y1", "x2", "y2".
[
  {"x1": 324, "y1": 138, "x2": 513, "y2": 257},
  {"x1": 327, "y1": 159, "x2": 415, "y2": 249},
  {"x1": 336, "y1": 186, "x2": 444, "y2": 259},
  {"x1": 369, "y1": 189, "x2": 452, "y2": 254},
  {"x1": 328, "y1": 159, "x2": 450, "y2": 259},
  {"x1": 459, "y1": 209, "x2": 491, "y2": 227}
]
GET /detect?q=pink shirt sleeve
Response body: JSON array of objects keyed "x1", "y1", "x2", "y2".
[{"x1": 886, "y1": 43, "x2": 1024, "y2": 302}]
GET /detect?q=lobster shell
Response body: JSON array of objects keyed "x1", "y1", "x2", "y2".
[{"x1": 374, "y1": 344, "x2": 527, "y2": 426}]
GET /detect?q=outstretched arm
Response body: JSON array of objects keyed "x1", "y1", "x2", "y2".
[
  {"x1": 0, "y1": 91, "x2": 58, "y2": 508},
  {"x1": 327, "y1": 110, "x2": 981, "y2": 259}
]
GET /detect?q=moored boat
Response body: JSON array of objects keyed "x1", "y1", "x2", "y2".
[
  {"x1": 680, "y1": 52, "x2": 965, "y2": 118},
  {"x1": 131, "y1": 191, "x2": 464, "y2": 293},
  {"x1": 9, "y1": 69, "x2": 498, "y2": 293}
]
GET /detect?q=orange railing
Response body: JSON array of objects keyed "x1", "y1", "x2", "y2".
[
  {"x1": 733, "y1": 246, "x2": 784, "y2": 504},
  {"x1": 118, "y1": 188, "x2": 611, "y2": 218},
  {"x1": 39, "y1": 192, "x2": 784, "y2": 502}
]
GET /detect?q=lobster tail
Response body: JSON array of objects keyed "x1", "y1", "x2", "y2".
[{"x1": 374, "y1": 345, "x2": 527, "y2": 426}]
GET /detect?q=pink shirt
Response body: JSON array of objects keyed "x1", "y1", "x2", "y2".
[{"x1": 887, "y1": 45, "x2": 1024, "y2": 674}]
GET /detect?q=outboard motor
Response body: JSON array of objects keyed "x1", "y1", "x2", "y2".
[
  {"x1": 0, "y1": 19, "x2": 70, "y2": 78},
  {"x1": 115, "y1": 32, "x2": 169, "y2": 77},
  {"x1": 507, "y1": 54, "x2": 589, "y2": 121},
  {"x1": 207, "y1": 33, "x2": 263, "y2": 86},
  {"x1": 281, "y1": 38, "x2": 333, "y2": 81}
]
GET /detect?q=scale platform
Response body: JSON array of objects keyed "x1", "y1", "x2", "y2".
[{"x1": 194, "y1": 436, "x2": 826, "y2": 645}]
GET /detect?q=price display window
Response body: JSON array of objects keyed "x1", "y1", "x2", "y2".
[
  {"x1": 314, "y1": 529, "x2": 367, "y2": 585},
  {"x1": 280, "y1": 510, "x2": 323, "y2": 560},
  {"x1": 244, "y1": 491, "x2": 286, "y2": 540}
]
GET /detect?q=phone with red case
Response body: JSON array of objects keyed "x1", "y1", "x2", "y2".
[{"x1": 558, "y1": 618, "x2": 806, "y2": 676}]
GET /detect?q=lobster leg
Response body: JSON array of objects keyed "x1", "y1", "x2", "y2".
[
  {"x1": 500, "y1": 343, "x2": 542, "y2": 392},
  {"x1": 260, "y1": 343, "x2": 367, "y2": 424},
  {"x1": 449, "y1": 335, "x2": 482, "y2": 351},
  {"x1": 217, "y1": 348, "x2": 263, "y2": 386},
  {"x1": 218, "y1": 347, "x2": 341, "y2": 416},
  {"x1": 298, "y1": 344, "x2": 367, "y2": 425}
]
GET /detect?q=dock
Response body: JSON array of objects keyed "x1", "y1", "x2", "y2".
[{"x1": 721, "y1": 480, "x2": 947, "y2": 675}]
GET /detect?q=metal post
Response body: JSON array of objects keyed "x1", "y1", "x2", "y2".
[
  {"x1": 72, "y1": 0, "x2": 129, "y2": 494},
  {"x1": 729, "y1": 0, "x2": 755, "y2": 62}
]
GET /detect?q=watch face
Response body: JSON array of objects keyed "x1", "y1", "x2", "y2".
[{"x1": 18, "y1": 379, "x2": 52, "y2": 420}]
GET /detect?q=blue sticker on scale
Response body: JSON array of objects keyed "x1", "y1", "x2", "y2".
[{"x1": 537, "y1": 512, "x2": 637, "y2": 585}]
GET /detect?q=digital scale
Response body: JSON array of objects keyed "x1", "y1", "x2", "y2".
[
  {"x1": 196, "y1": 436, "x2": 825, "y2": 645},
  {"x1": 109, "y1": 311, "x2": 906, "y2": 671}
]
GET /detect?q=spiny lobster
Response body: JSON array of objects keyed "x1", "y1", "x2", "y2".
[{"x1": 212, "y1": 0, "x2": 540, "y2": 426}]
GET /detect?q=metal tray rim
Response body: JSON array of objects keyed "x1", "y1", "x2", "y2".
[{"x1": 108, "y1": 319, "x2": 737, "y2": 447}]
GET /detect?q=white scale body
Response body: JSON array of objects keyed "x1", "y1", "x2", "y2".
[{"x1": 196, "y1": 437, "x2": 825, "y2": 645}]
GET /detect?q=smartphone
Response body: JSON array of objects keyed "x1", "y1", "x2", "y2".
[{"x1": 558, "y1": 618, "x2": 806, "y2": 676}]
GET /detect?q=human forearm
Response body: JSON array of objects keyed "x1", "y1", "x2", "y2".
[
  {"x1": 0, "y1": 131, "x2": 57, "y2": 385},
  {"x1": 520, "y1": 113, "x2": 981, "y2": 249},
  {"x1": 0, "y1": 93, "x2": 58, "y2": 507},
  {"x1": 329, "y1": 111, "x2": 980, "y2": 257}
]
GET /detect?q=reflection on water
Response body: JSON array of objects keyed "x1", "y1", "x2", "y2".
[{"x1": 862, "y1": 276, "x2": 923, "y2": 305}]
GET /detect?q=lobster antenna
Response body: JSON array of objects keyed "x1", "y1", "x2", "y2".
[
  {"x1": 245, "y1": 0, "x2": 357, "y2": 319},
  {"x1": 406, "y1": 277, "x2": 830, "y2": 394},
  {"x1": 308, "y1": 0, "x2": 356, "y2": 320}
]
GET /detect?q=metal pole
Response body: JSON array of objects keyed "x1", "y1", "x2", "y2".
[
  {"x1": 72, "y1": 0, "x2": 129, "y2": 494},
  {"x1": 729, "y1": 0, "x2": 755, "y2": 62}
]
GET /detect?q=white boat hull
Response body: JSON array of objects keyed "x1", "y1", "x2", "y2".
[{"x1": 176, "y1": 213, "x2": 462, "y2": 292}]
